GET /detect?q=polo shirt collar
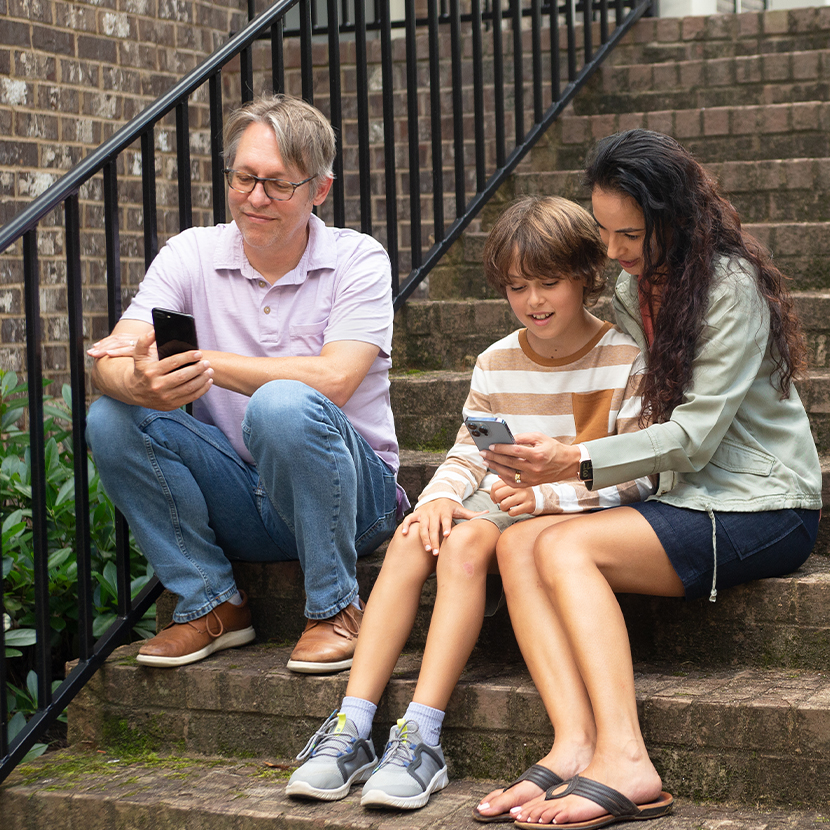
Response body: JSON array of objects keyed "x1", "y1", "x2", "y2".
[{"x1": 213, "y1": 214, "x2": 336, "y2": 285}]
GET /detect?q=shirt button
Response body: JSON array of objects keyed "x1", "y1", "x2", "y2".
[
  {"x1": 258, "y1": 280, "x2": 267, "y2": 288},
  {"x1": 264, "y1": 307, "x2": 271, "y2": 314}
]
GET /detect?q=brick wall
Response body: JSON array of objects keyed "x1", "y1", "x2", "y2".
[{"x1": 0, "y1": 0, "x2": 248, "y2": 381}]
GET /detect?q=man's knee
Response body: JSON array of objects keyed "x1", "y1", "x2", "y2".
[{"x1": 245, "y1": 380, "x2": 323, "y2": 440}]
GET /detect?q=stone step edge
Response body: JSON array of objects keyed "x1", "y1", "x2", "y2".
[
  {"x1": 71, "y1": 644, "x2": 830, "y2": 745},
  {"x1": 3, "y1": 751, "x2": 828, "y2": 830}
]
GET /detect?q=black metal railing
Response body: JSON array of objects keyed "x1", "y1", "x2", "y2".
[{"x1": 0, "y1": 0, "x2": 654, "y2": 782}]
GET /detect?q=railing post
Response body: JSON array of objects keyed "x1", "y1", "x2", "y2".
[{"x1": 23, "y1": 229, "x2": 52, "y2": 713}]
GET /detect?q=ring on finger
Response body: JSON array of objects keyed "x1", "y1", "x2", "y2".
[{"x1": 514, "y1": 470, "x2": 521, "y2": 484}]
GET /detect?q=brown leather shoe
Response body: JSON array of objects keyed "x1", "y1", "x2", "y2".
[
  {"x1": 136, "y1": 591, "x2": 255, "y2": 667},
  {"x1": 286, "y1": 601, "x2": 363, "y2": 674}
]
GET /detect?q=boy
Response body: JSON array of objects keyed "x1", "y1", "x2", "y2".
[{"x1": 286, "y1": 196, "x2": 655, "y2": 809}]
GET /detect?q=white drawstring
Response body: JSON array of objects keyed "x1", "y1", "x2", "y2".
[{"x1": 707, "y1": 506, "x2": 718, "y2": 602}]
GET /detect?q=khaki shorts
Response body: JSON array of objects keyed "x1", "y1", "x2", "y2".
[{"x1": 456, "y1": 487, "x2": 536, "y2": 533}]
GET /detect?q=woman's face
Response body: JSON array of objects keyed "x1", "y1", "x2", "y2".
[{"x1": 591, "y1": 187, "x2": 647, "y2": 277}]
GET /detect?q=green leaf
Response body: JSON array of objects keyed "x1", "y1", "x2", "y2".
[
  {"x1": 55, "y1": 478, "x2": 76, "y2": 507},
  {"x1": 5, "y1": 628, "x2": 37, "y2": 647},
  {"x1": 26, "y1": 670, "x2": 39, "y2": 703},
  {"x1": 7, "y1": 711, "x2": 26, "y2": 742},
  {"x1": 1, "y1": 369, "x2": 20, "y2": 396}
]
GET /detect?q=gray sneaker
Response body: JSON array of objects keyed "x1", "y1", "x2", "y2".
[
  {"x1": 286, "y1": 712, "x2": 377, "y2": 801},
  {"x1": 360, "y1": 718, "x2": 449, "y2": 810}
]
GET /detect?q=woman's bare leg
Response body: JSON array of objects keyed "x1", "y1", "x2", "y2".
[
  {"x1": 475, "y1": 514, "x2": 598, "y2": 819},
  {"x1": 513, "y1": 507, "x2": 683, "y2": 826},
  {"x1": 345, "y1": 524, "x2": 438, "y2": 704},
  {"x1": 411, "y1": 518, "x2": 502, "y2": 710}
]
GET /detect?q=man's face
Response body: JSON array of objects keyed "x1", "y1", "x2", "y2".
[{"x1": 227, "y1": 121, "x2": 330, "y2": 267}]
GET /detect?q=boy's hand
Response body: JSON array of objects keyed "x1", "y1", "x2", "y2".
[
  {"x1": 481, "y1": 432, "x2": 581, "y2": 486},
  {"x1": 401, "y1": 498, "x2": 486, "y2": 555},
  {"x1": 490, "y1": 480, "x2": 535, "y2": 516}
]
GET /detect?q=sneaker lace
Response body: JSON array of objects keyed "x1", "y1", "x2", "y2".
[
  {"x1": 377, "y1": 720, "x2": 418, "y2": 769},
  {"x1": 295, "y1": 712, "x2": 356, "y2": 762}
]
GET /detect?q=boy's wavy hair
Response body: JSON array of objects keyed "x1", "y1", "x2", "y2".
[
  {"x1": 484, "y1": 196, "x2": 607, "y2": 306},
  {"x1": 584, "y1": 129, "x2": 806, "y2": 424},
  {"x1": 223, "y1": 94, "x2": 336, "y2": 182}
]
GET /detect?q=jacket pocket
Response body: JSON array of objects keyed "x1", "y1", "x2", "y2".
[{"x1": 708, "y1": 438, "x2": 774, "y2": 477}]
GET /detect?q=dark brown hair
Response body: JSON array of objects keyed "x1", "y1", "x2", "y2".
[
  {"x1": 484, "y1": 196, "x2": 607, "y2": 306},
  {"x1": 584, "y1": 129, "x2": 806, "y2": 424}
]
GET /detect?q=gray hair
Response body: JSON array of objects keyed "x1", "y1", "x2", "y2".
[{"x1": 223, "y1": 94, "x2": 336, "y2": 181}]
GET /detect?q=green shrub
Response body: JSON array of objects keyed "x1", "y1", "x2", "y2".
[{"x1": 1, "y1": 369, "x2": 155, "y2": 756}]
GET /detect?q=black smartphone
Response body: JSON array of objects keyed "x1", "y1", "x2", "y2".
[
  {"x1": 464, "y1": 416, "x2": 516, "y2": 452},
  {"x1": 152, "y1": 307, "x2": 199, "y2": 363}
]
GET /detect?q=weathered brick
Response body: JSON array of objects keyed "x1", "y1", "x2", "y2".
[
  {"x1": 77, "y1": 34, "x2": 118, "y2": 64},
  {"x1": 702, "y1": 106, "x2": 730, "y2": 136},
  {"x1": 0, "y1": 19, "x2": 30, "y2": 47},
  {"x1": 14, "y1": 111, "x2": 59, "y2": 141}
]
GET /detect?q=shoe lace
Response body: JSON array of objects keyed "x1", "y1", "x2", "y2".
[
  {"x1": 295, "y1": 712, "x2": 356, "y2": 762},
  {"x1": 377, "y1": 719, "x2": 418, "y2": 769}
]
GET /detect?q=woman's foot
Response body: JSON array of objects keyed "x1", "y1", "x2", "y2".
[
  {"x1": 511, "y1": 754, "x2": 663, "y2": 826},
  {"x1": 474, "y1": 745, "x2": 591, "y2": 821}
]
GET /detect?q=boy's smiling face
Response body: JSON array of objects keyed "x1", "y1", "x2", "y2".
[{"x1": 505, "y1": 258, "x2": 594, "y2": 358}]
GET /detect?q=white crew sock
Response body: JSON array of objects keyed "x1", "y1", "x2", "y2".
[
  {"x1": 339, "y1": 696, "x2": 377, "y2": 740},
  {"x1": 403, "y1": 701, "x2": 445, "y2": 746}
]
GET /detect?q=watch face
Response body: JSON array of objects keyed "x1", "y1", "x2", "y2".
[{"x1": 579, "y1": 459, "x2": 593, "y2": 481}]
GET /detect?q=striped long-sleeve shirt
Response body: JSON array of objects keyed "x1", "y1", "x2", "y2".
[{"x1": 416, "y1": 321, "x2": 656, "y2": 515}]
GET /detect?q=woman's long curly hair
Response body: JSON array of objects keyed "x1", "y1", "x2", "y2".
[{"x1": 583, "y1": 129, "x2": 806, "y2": 425}]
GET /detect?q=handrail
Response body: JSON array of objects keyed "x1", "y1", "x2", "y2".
[{"x1": 1, "y1": 0, "x2": 654, "y2": 784}]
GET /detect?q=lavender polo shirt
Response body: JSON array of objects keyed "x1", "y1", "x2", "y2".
[{"x1": 122, "y1": 215, "x2": 400, "y2": 473}]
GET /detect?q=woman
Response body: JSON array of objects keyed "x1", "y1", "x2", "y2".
[{"x1": 471, "y1": 129, "x2": 822, "y2": 830}]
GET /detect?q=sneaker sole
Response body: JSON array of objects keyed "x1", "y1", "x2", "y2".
[
  {"x1": 286, "y1": 760, "x2": 376, "y2": 801},
  {"x1": 136, "y1": 627, "x2": 256, "y2": 668},
  {"x1": 286, "y1": 656, "x2": 353, "y2": 674},
  {"x1": 361, "y1": 765, "x2": 449, "y2": 810}
]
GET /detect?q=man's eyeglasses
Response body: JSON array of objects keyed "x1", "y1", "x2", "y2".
[{"x1": 224, "y1": 169, "x2": 315, "y2": 202}]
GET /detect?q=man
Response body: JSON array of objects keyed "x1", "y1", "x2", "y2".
[{"x1": 86, "y1": 94, "x2": 404, "y2": 674}]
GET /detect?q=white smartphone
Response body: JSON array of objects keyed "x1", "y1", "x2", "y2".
[{"x1": 464, "y1": 416, "x2": 516, "y2": 452}]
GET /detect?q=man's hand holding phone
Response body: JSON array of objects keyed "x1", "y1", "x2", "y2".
[{"x1": 88, "y1": 310, "x2": 213, "y2": 411}]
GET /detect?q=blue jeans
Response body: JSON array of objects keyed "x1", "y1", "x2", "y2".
[{"x1": 86, "y1": 380, "x2": 398, "y2": 622}]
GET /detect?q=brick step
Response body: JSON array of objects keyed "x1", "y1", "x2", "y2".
[
  {"x1": 64, "y1": 645, "x2": 830, "y2": 806},
  {"x1": 591, "y1": 47, "x2": 829, "y2": 91},
  {"x1": 606, "y1": 9, "x2": 830, "y2": 66},
  {"x1": 393, "y1": 293, "x2": 830, "y2": 371},
  {"x1": 537, "y1": 104, "x2": 830, "y2": 170},
  {"x1": 507, "y1": 158, "x2": 830, "y2": 225},
  {"x1": 572, "y1": 52, "x2": 830, "y2": 116},
  {"x1": 4, "y1": 751, "x2": 829, "y2": 830},
  {"x1": 154, "y1": 523, "x2": 830, "y2": 671},
  {"x1": 391, "y1": 367, "x2": 830, "y2": 454}
]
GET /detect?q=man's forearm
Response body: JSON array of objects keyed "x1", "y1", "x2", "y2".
[{"x1": 203, "y1": 341, "x2": 379, "y2": 408}]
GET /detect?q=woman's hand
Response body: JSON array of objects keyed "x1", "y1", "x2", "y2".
[
  {"x1": 401, "y1": 497, "x2": 487, "y2": 554},
  {"x1": 480, "y1": 432, "x2": 582, "y2": 486},
  {"x1": 490, "y1": 480, "x2": 536, "y2": 516}
]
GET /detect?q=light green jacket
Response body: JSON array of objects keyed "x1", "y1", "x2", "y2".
[{"x1": 586, "y1": 256, "x2": 822, "y2": 513}]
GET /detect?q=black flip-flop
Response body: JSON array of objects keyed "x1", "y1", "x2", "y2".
[
  {"x1": 471, "y1": 763, "x2": 564, "y2": 823},
  {"x1": 513, "y1": 775, "x2": 674, "y2": 830}
]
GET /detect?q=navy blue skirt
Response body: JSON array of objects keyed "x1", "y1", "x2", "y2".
[{"x1": 626, "y1": 501, "x2": 820, "y2": 600}]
